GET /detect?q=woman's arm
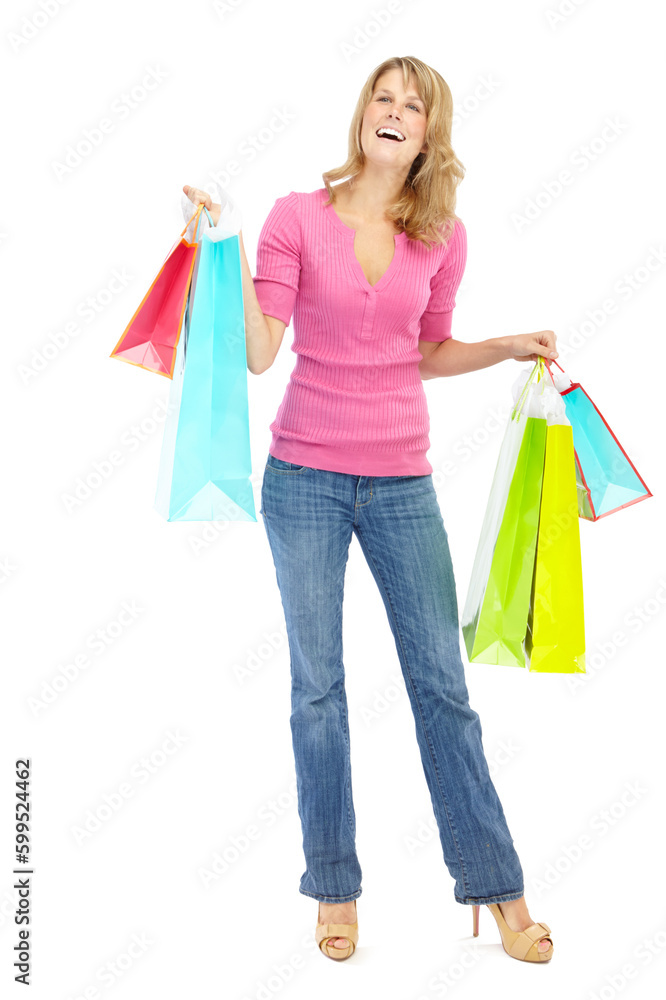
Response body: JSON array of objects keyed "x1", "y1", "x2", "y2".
[
  {"x1": 419, "y1": 331, "x2": 558, "y2": 379},
  {"x1": 237, "y1": 230, "x2": 285, "y2": 375},
  {"x1": 202, "y1": 206, "x2": 282, "y2": 374}
]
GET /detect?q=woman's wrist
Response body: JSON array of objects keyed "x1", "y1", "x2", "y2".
[{"x1": 469, "y1": 336, "x2": 513, "y2": 366}]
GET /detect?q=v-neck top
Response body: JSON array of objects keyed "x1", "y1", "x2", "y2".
[{"x1": 252, "y1": 187, "x2": 467, "y2": 475}]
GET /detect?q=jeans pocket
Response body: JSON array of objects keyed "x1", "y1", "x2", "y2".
[{"x1": 266, "y1": 453, "x2": 308, "y2": 474}]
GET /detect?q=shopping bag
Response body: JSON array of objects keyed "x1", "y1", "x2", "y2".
[
  {"x1": 154, "y1": 224, "x2": 256, "y2": 522},
  {"x1": 524, "y1": 411, "x2": 586, "y2": 673},
  {"x1": 546, "y1": 361, "x2": 651, "y2": 521},
  {"x1": 462, "y1": 361, "x2": 548, "y2": 667},
  {"x1": 110, "y1": 203, "x2": 207, "y2": 378}
]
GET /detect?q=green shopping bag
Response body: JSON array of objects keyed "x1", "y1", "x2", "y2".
[
  {"x1": 462, "y1": 362, "x2": 548, "y2": 666},
  {"x1": 524, "y1": 419, "x2": 586, "y2": 673}
]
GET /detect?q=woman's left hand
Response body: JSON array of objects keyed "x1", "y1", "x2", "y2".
[{"x1": 507, "y1": 330, "x2": 558, "y2": 364}]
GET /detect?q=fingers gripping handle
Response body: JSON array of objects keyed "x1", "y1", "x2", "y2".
[{"x1": 179, "y1": 202, "x2": 215, "y2": 243}]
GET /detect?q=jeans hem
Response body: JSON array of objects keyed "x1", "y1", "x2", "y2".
[
  {"x1": 299, "y1": 888, "x2": 362, "y2": 903},
  {"x1": 455, "y1": 888, "x2": 524, "y2": 905}
]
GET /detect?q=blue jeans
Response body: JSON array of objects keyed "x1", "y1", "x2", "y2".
[{"x1": 259, "y1": 451, "x2": 525, "y2": 906}]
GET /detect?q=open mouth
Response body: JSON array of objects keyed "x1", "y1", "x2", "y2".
[{"x1": 376, "y1": 127, "x2": 405, "y2": 142}]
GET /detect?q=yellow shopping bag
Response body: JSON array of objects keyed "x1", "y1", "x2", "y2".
[{"x1": 524, "y1": 421, "x2": 586, "y2": 673}]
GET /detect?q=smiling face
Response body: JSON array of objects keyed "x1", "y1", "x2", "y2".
[{"x1": 360, "y1": 67, "x2": 428, "y2": 167}]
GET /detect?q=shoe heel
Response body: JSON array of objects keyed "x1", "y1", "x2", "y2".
[{"x1": 472, "y1": 905, "x2": 480, "y2": 937}]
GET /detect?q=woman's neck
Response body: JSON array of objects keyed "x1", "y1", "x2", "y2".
[{"x1": 334, "y1": 169, "x2": 406, "y2": 224}]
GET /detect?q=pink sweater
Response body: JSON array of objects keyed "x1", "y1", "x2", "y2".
[{"x1": 252, "y1": 187, "x2": 467, "y2": 475}]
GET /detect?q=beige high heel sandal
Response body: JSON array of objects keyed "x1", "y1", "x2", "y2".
[
  {"x1": 473, "y1": 902, "x2": 553, "y2": 962},
  {"x1": 315, "y1": 900, "x2": 358, "y2": 961}
]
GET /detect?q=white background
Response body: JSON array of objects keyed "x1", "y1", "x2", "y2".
[{"x1": 2, "y1": 0, "x2": 664, "y2": 997}]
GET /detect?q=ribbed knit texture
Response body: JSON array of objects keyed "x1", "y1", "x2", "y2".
[{"x1": 253, "y1": 187, "x2": 467, "y2": 475}]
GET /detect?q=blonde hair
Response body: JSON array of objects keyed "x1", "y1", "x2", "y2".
[{"x1": 322, "y1": 55, "x2": 465, "y2": 249}]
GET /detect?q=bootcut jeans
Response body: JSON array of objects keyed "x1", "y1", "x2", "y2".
[{"x1": 259, "y1": 450, "x2": 525, "y2": 906}]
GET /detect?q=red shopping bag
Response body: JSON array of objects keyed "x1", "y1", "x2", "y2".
[{"x1": 109, "y1": 203, "x2": 208, "y2": 378}]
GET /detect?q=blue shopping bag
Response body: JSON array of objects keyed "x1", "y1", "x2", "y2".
[
  {"x1": 547, "y1": 361, "x2": 651, "y2": 521},
  {"x1": 154, "y1": 218, "x2": 256, "y2": 522}
]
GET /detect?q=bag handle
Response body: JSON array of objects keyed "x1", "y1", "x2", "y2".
[
  {"x1": 541, "y1": 356, "x2": 575, "y2": 391},
  {"x1": 179, "y1": 202, "x2": 215, "y2": 242},
  {"x1": 511, "y1": 356, "x2": 546, "y2": 421}
]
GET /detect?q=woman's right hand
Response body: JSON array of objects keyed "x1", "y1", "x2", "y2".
[
  {"x1": 183, "y1": 185, "x2": 219, "y2": 224},
  {"x1": 181, "y1": 182, "x2": 242, "y2": 238},
  {"x1": 183, "y1": 184, "x2": 212, "y2": 210}
]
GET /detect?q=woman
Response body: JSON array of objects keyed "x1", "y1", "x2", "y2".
[{"x1": 183, "y1": 55, "x2": 556, "y2": 964}]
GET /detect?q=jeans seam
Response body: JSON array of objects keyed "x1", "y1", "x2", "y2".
[
  {"x1": 267, "y1": 468, "x2": 307, "y2": 475},
  {"x1": 455, "y1": 888, "x2": 524, "y2": 905},
  {"x1": 353, "y1": 478, "x2": 374, "y2": 521},
  {"x1": 353, "y1": 523, "x2": 471, "y2": 896},
  {"x1": 300, "y1": 888, "x2": 362, "y2": 902},
  {"x1": 339, "y1": 680, "x2": 356, "y2": 840}
]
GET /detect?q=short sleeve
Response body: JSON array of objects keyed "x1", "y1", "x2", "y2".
[
  {"x1": 418, "y1": 219, "x2": 467, "y2": 341},
  {"x1": 253, "y1": 191, "x2": 301, "y2": 326}
]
